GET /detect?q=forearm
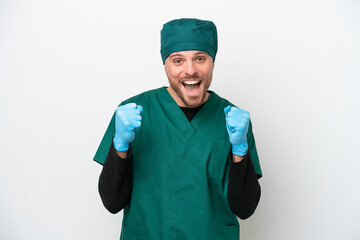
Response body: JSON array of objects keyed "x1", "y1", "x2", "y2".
[
  {"x1": 116, "y1": 149, "x2": 129, "y2": 158},
  {"x1": 98, "y1": 142, "x2": 132, "y2": 214},
  {"x1": 232, "y1": 154, "x2": 244, "y2": 163},
  {"x1": 227, "y1": 151, "x2": 261, "y2": 219}
]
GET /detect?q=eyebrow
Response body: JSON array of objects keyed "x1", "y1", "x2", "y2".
[
  {"x1": 169, "y1": 54, "x2": 184, "y2": 58},
  {"x1": 169, "y1": 51, "x2": 206, "y2": 58}
]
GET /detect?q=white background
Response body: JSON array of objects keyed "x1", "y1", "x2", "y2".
[{"x1": 1, "y1": 0, "x2": 359, "y2": 239}]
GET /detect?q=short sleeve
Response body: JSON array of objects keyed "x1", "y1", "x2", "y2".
[
  {"x1": 93, "y1": 112, "x2": 116, "y2": 165},
  {"x1": 93, "y1": 98, "x2": 142, "y2": 165},
  {"x1": 247, "y1": 120, "x2": 263, "y2": 178}
]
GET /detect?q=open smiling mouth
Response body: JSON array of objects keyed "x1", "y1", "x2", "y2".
[{"x1": 182, "y1": 80, "x2": 201, "y2": 95}]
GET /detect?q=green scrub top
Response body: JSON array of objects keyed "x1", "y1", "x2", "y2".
[{"x1": 94, "y1": 87, "x2": 262, "y2": 240}]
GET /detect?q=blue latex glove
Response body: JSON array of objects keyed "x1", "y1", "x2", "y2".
[
  {"x1": 113, "y1": 103, "x2": 143, "y2": 152},
  {"x1": 224, "y1": 106, "x2": 250, "y2": 156}
]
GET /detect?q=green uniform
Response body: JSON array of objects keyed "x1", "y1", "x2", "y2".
[{"x1": 94, "y1": 87, "x2": 262, "y2": 240}]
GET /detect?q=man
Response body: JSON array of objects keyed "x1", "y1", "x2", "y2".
[{"x1": 94, "y1": 18, "x2": 262, "y2": 240}]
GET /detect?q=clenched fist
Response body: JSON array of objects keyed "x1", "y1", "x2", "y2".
[
  {"x1": 113, "y1": 103, "x2": 143, "y2": 152},
  {"x1": 224, "y1": 106, "x2": 250, "y2": 156}
]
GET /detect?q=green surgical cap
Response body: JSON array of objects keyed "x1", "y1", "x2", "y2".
[{"x1": 160, "y1": 18, "x2": 218, "y2": 64}]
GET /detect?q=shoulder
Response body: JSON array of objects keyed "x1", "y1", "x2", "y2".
[{"x1": 209, "y1": 91, "x2": 235, "y2": 108}]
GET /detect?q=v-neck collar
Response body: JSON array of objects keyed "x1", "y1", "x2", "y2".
[{"x1": 156, "y1": 86, "x2": 218, "y2": 140}]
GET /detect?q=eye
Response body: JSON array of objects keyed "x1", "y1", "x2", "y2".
[
  {"x1": 173, "y1": 59, "x2": 183, "y2": 65},
  {"x1": 197, "y1": 56, "x2": 206, "y2": 62}
]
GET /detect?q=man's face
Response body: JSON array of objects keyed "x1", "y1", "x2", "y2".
[{"x1": 164, "y1": 50, "x2": 215, "y2": 108}]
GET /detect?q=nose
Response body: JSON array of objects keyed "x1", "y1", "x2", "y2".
[{"x1": 184, "y1": 61, "x2": 198, "y2": 76}]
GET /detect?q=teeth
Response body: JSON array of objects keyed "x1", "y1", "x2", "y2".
[{"x1": 183, "y1": 80, "x2": 200, "y2": 85}]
